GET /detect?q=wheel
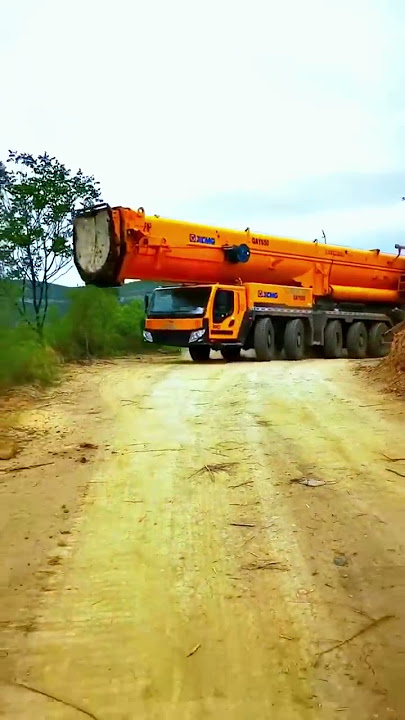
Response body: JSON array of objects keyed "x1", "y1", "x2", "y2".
[
  {"x1": 254, "y1": 318, "x2": 276, "y2": 361},
  {"x1": 73, "y1": 206, "x2": 124, "y2": 286},
  {"x1": 346, "y1": 322, "x2": 368, "y2": 359},
  {"x1": 324, "y1": 320, "x2": 343, "y2": 359},
  {"x1": 368, "y1": 322, "x2": 390, "y2": 358},
  {"x1": 284, "y1": 319, "x2": 305, "y2": 360},
  {"x1": 189, "y1": 345, "x2": 210, "y2": 362},
  {"x1": 221, "y1": 346, "x2": 241, "y2": 362}
]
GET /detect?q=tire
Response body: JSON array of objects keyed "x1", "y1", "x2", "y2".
[
  {"x1": 368, "y1": 322, "x2": 390, "y2": 358},
  {"x1": 189, "y1": 345, "x2": 210, "y2": 362},
  {"x1": 254, "y1": 318, "x2": 276, "y2": 361},
  {"x1": 346, "y1": 322, "x2": 368, "y2": 359},
  {"x1": 324, "y1": 320, "x2": 343, "y2": 359},
  {"x1": 284, "y1": 319, "x2": 305, "y2": 360},
  {"x1": 221, "y1": 346, "x2": 241, "y2": 362}
]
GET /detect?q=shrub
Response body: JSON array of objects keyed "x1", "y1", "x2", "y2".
[
  {"x1": 46, "y1": 287, "x2": 147, "y2": 359},
  {"x1": 0, "y1": 325, "x2": 60, "y2": 391},
  {"x1": 0, "y1": 284, "x2": 178, "y2": 393},
  {"x1": 114, "y1": 299, "x2": 146, "y2": 352}
]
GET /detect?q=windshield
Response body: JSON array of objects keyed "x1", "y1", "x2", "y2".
[{"x1": 149, "y1": 287, "x2": 211, "y2": 316}]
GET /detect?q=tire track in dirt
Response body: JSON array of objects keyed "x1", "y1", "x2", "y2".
[
  {"x1": 229, "y1": 360, "x2": 405, "y2": 719},
  {"x1": 1, "y1": 357, "x2": 404, "y2": 719}
]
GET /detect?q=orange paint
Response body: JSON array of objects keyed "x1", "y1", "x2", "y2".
[{"x1": 105, "y1": 207, "x2": 405, "y2": 304}]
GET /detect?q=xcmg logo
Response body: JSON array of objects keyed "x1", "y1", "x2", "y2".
[
  {"x1": 258, "y1": 290, "x2": 278, "y2": 299},
  {"x1": 189, "y1": 233, "x2": 215, "y2": 245}
]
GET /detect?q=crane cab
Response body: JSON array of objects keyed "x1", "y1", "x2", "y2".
[{"x1": 143, "y1": 284, "x2": 247, "y2": 351}]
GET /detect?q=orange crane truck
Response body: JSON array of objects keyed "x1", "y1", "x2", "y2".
[{"x1": 73, "y1": 204, "x2": 405, "y2": 362}]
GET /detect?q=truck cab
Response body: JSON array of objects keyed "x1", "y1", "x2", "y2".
[{"x1": 143, "y1": 284, "x2": 247, "y2": 361}]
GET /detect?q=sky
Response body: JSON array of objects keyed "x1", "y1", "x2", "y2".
[{"x1": 1, "y1": 0, "x2": 405, "y2": 285}]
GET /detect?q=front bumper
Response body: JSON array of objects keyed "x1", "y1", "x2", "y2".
[{"x1": 144, "y1": 329, "x2": 207, "y2": 346}]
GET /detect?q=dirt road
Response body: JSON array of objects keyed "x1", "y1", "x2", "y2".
[{"x1": 1, "y1": 356, "x2": 405, "y2": 719}]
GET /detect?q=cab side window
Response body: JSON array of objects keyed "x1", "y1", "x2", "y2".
[{"x1": 213, "y1": 290, "x2": 234, "y2": 323}]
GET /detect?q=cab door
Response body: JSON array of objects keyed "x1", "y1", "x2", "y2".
[{"x1": 209, "y1": 287, "x2": 246, "y2": 341}]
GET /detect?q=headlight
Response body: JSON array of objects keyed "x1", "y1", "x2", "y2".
[
  {"x1": 189, "y1": 328, "x2": 205, "y2": 343},
  {"x1": 143, "y1": 330, "x2": 153, "y2": 343}
]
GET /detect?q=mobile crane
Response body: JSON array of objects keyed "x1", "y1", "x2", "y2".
[{"x1": 73, "y1": 204, "x2": 405, "y2": 362}]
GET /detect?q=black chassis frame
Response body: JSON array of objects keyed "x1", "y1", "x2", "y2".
[{"x1": 207, "y1": 305, "x2": 394, "y2": 352}]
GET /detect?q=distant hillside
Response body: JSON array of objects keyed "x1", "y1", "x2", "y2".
[
  {"x1": 1, "y1": 280, "x2": 170, "y2": 324},
  {"x1": 3, "y1": 279, "x2": 167, "y2": 306},
  {"x1": 119, "y1": 281, "x2": 171, "y2": 302}
]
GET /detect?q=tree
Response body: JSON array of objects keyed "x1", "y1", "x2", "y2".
[{"x1": 0, "y1": 151, "x2": 101, "y2": 336}]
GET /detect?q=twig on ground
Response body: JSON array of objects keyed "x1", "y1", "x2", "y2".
[
  {"x1": 209, "y1": 448, "x2": 230, "y2": 458},
  {"x1": 356, "y1": 512, "x2": 386, "y2": 524},
  {"x1": 242, "y1": 560, "x2": 288, "y2": 571},
  {"x1": 129, "y1": 448, "x2": 180, "y2": 454},
  {"x1": 381, "y1": 454, "x2": 405, "y2": 463},
  {"x1": 13, "y1": 682, "x2": 99, "y2": 720},
  {"x1": 187, "y1": 643, "x2": 201, "y2": 658},
  {"x1": 187, "y1": 462, "x2": 238, "y2": 481},
  {"x1": 386, "y1": 468, "x2": 405, "y2": 478},
  {"x1": 359, "y1": 403, "x2": 386, "y2": 408},
  {"x1": 230, "y1": 522, "x2": 256, "y2": 528},
  {"x1": 229, "y1": 480, "x2": 253, "y2": 489},
  {"x1": 208, "y1": 462, "x2": 238, "y2": 473},
  {"x1": 241, "y1": 532, "x2": 256, "y2": 547},
  {"x1": 0, "y1": 461, "x2": 54, "y2": 474},
  {"x1": 230, "y1": 501, "x2": 259, "y2": 506},
  {"x1": 287, "y1": 601, "x2": 374, "y2": 621},
  {"x1": 313, "y1": 614, "x2": 395, "y2": 666}
]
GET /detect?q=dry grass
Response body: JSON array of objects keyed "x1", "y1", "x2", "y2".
[
  {"x1": 369, "y1": 328, "x2": 405, "y2": 396},
  {"x1": 188, "y1": 462, "x2": 238, "y2": 481}
]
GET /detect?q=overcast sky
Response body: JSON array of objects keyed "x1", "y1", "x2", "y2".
[{"x1": 1, "y1": 0, "x2": 405, "y2": 285}]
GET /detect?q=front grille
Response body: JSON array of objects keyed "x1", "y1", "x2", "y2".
[{"x1": 151, "y1": 330, "x2": 192, "y2": 346}]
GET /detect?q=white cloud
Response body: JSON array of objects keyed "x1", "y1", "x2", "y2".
[{"x1": 1, "y1": 0, "x2": 404, "y2": 285}]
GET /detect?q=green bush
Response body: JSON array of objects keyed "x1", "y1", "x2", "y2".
[
  {"x1": 0, "y1": 281, "x2": 60, "y2": 390},
  {"x1": 114, "y1": 298, "x2": 146, "y2": 353},
  {"x1": 0, "y1": 325, "x2": 60, "y2": 391},
  {"x1": 46, "y1": 286, "x2": 147, "y2": 360},
  {"x1": 0, "y1": 284, "x2": 178, "y2": 393}
]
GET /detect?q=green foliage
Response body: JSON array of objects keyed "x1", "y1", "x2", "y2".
[
  {"x1": 0, "y1": 325, "x2": 60, "y2": 392},
  {"x1": 46, "y1": 286, "x2": 147, "y2": 360},
  {"x1": 0, "y1": 285, "x2": 179, "y2": 393},
  {"x1": 0, "y1": 280, "x2": 60, "y2": 390},
  {"x1": 114, "y1": 298, "x2": 146, "y2": 353},
  {"x1": 0, "y1": 151, "x2": 101, "y2": 335},
  {"x1": 0, "y1": 279, "x2": 19, "y2": 324}
]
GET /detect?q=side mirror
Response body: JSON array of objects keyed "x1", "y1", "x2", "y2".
[{"x1": 144, "y1": 294, "x2": 149, "y2": 312}]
